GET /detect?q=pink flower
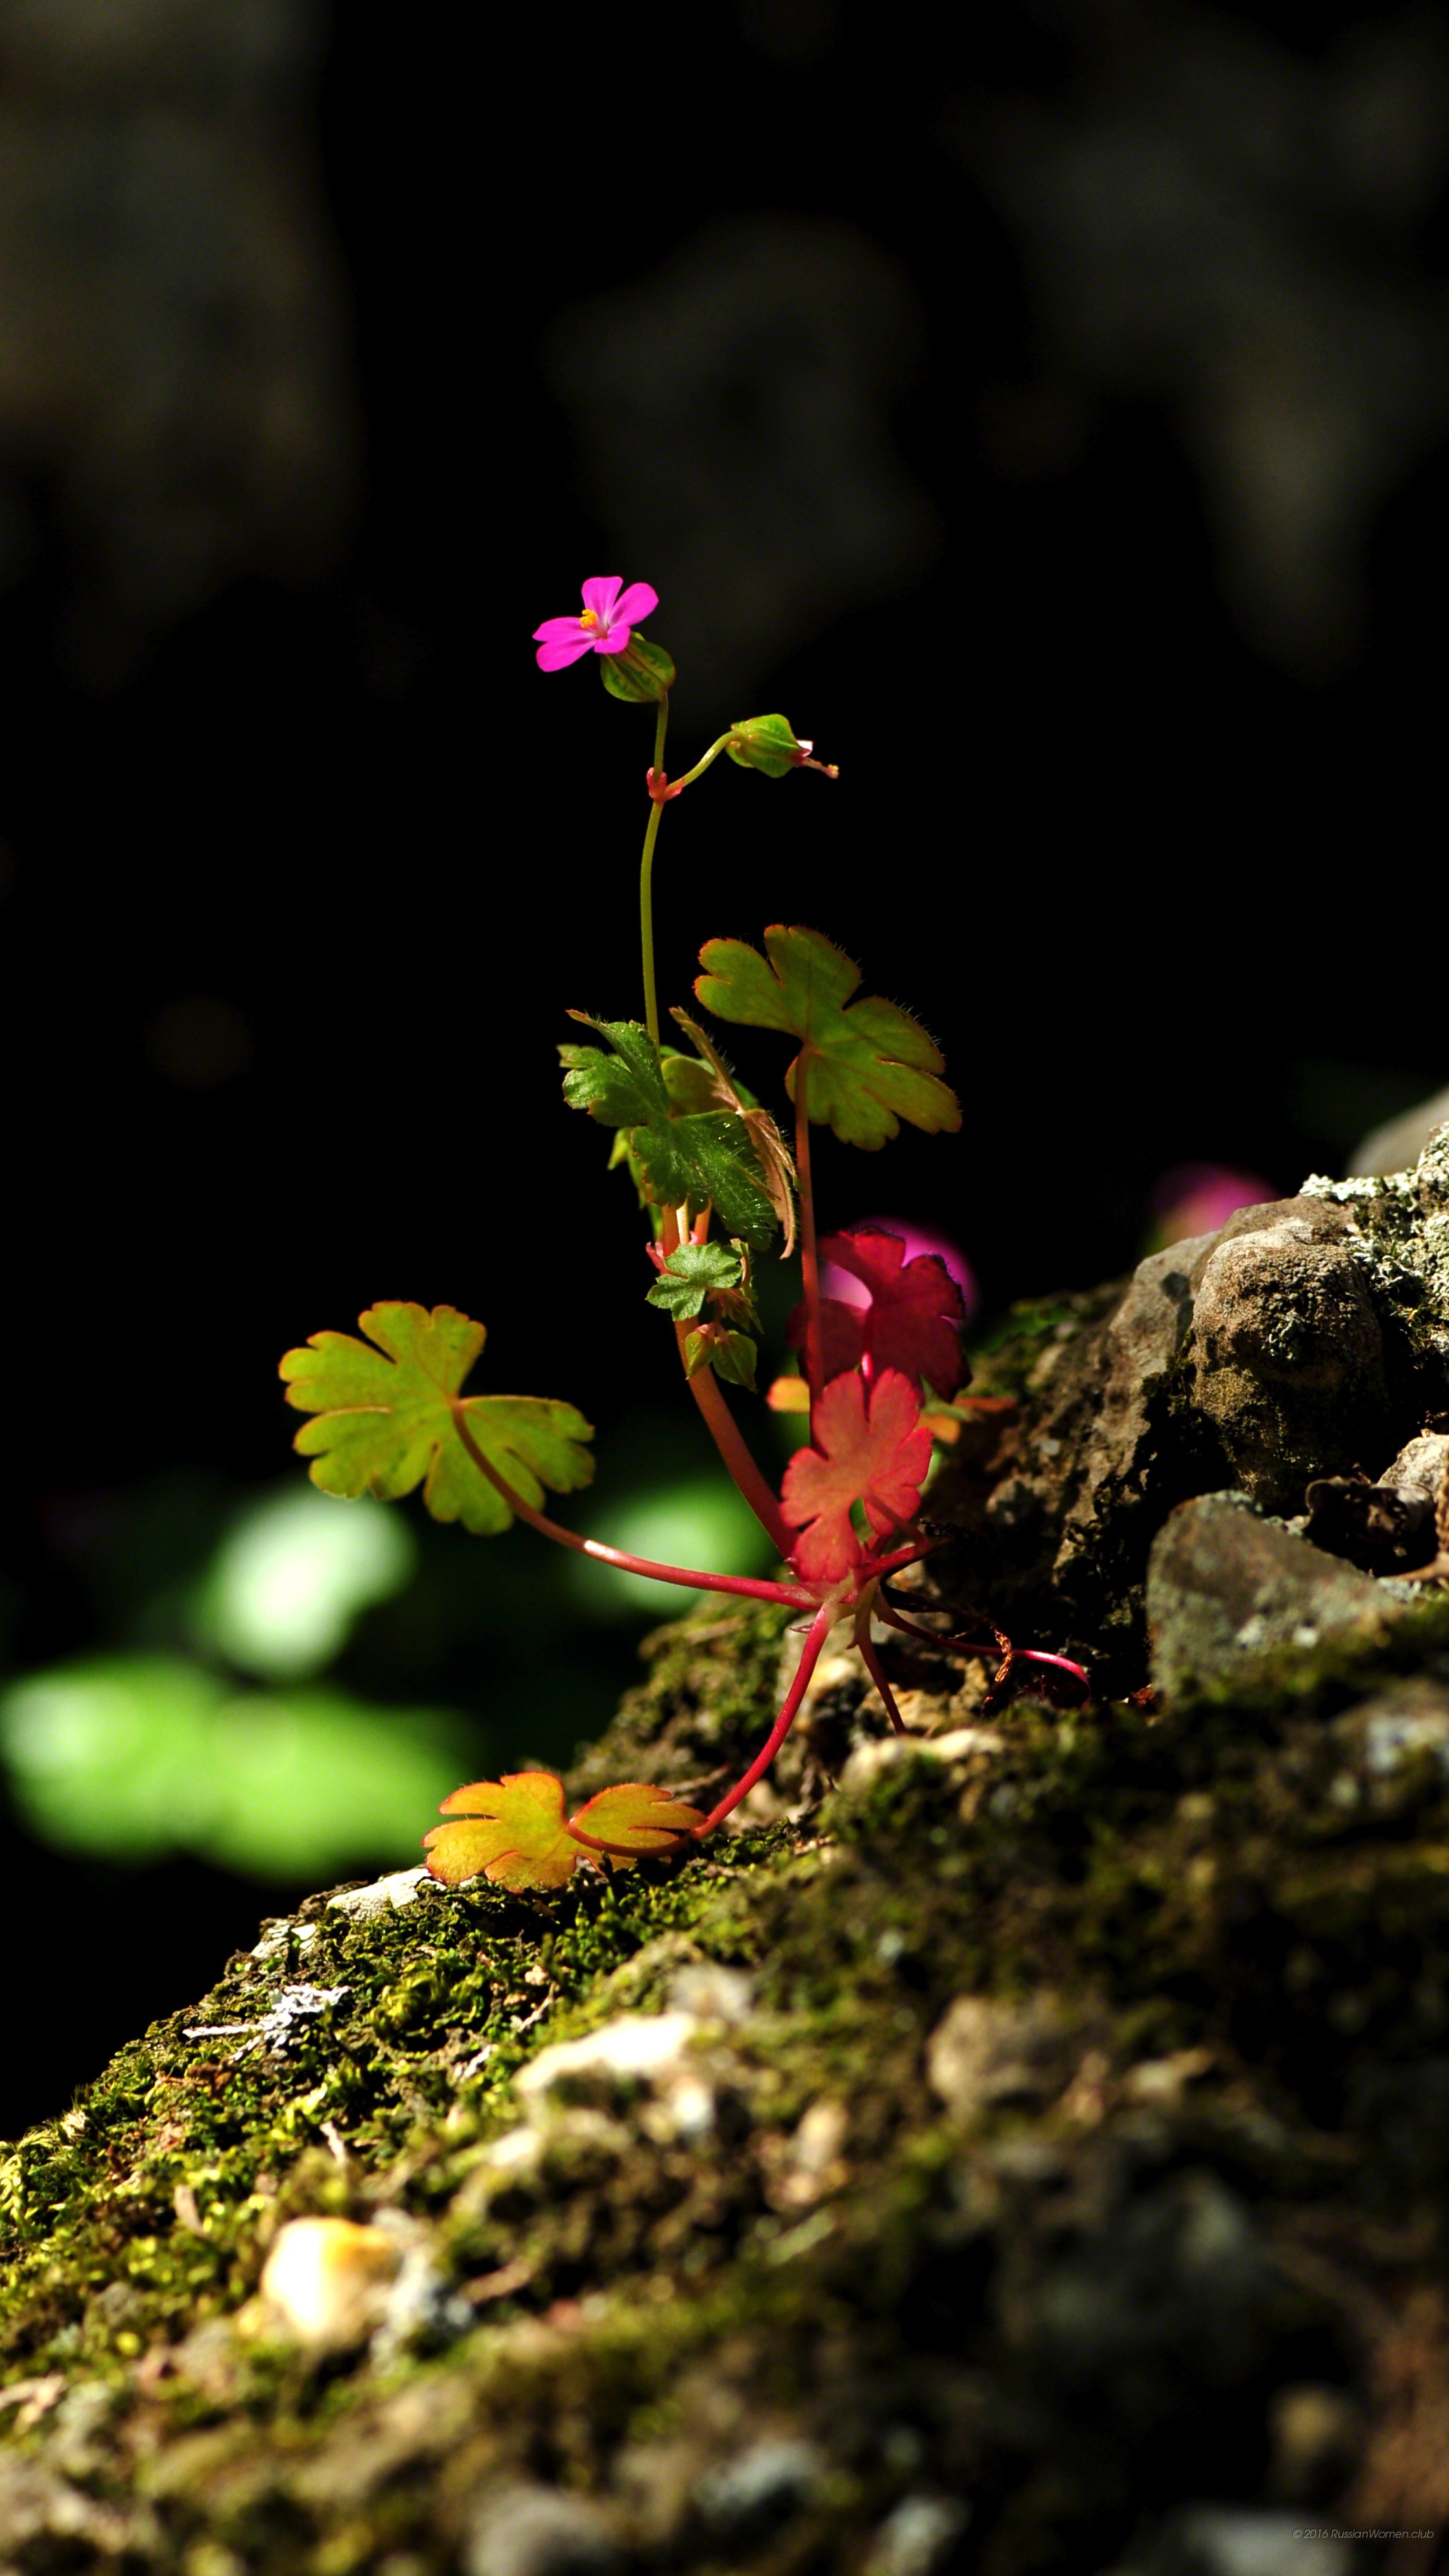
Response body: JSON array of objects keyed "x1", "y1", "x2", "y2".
[{"x1": 533, "y1": 576, "x2": 659, "y2": 671}]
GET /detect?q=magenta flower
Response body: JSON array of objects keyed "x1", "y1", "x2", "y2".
[{"x1": 533, "y1": 576, "x2": 659, "y2": 672}]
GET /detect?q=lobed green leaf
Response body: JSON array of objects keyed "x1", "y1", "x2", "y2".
[{"x1": 695, "y1": 924, "x2": 961, "y2": 1150}]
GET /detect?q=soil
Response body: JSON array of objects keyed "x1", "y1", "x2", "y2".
[{"x1": 3, "y1": 1130, "x2": 1449, "y2": 2576}]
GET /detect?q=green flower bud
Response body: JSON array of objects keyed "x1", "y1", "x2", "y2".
[
  {"x1": 724, "y1": 714, "x2": 837, "y2": 778},
  {"x1": 600, "y1": 631, "x2": 676, "y2": 704}
]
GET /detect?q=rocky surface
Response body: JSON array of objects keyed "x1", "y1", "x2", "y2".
[{"x1": 2, "y1": 1129, "x2": 1449, "y2": 2573}]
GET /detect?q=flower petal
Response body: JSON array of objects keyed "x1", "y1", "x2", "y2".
[
  {"x1": 533, "y1": 614, "x2": 589, "y2": 643},
  {"x1": 611, "y1": 582, "x2": 658, "y2": 627},
  {"x1": 535, "y1": 634, "x2": 595, "y2": 670},
  {"x1": 580, "y1": 574, "x2": 624, "y2": 623},
  {"x1": 594, "y1": 625, "x2": 633, "y2": 655}
]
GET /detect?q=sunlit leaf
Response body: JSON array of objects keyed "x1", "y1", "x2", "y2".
[
  {"x1": 423, "y1": 1771, "x2": 705, "y2": 1888},
  {"x1": 560, "y1": 1017, "x2": 780, "y2": 1250},
  {"x1": 566, "y1": 1782, "x2": 705, "y2": 1858},
  {"x1": 780, "y1": 1368, "x2": 932, "y2": 1582},
  {"x1": 694, "y1": 925, "x2": 960, "y2": 1150},
  {"x1": 424, "y1": 1770, "x2": 579, "y2": 1890},
  {"x1": 789, "y1": 1228, "x2": 967, "y2": 1398},
  {"x1": 280, "y1": 1303, "x2": 593, "y2": 1536},
  {"x1": 646, "y1": 1241, "x2": 743, "y2": 1321}
]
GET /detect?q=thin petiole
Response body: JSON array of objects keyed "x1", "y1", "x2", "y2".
[
  {"x1": 451, "y1": 1407, "x2": 813, "y2": 1609},
  {"x1": 690, "y1": 1597, "x2": 837, "y2": 1835},
  {"x1": 853, "y1": 1593, "x2": 908, "y2": 1736}
]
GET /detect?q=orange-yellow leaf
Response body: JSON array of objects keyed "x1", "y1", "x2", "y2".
[
  {"x1": 423, "y1": 1771, "x2": 579, "y2": 1890},
  {"x1": 566, "y1": 1782, "x2": 706, "y2": 1861}
]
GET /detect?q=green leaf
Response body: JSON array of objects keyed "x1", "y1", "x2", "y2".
[
  {"x1": 599, "y1": 631, "x2": 676, "y2": 704},
  {"x1": 280, "y1": 1303, "x2": 594, "y2": 1536},
  {"x1": 694, "y1": 924, "x2": 961, "y2": 1150},
  {"x1": 559, "y1": 1016, "x2": 780, "y2": 1250},
  {"x1": 646, "y1": 1241, "x2": 743, "y2": 1321},
  {"x1": 684, "y1": 1326, "x2": 758, "y2": 1389}
]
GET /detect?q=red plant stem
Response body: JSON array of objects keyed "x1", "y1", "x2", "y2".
[
  {"x1": 674, "y1": 1322, "x2": 794, "y2": 1554},
  {"x1": 855, "y1": 1623, "x2": 909, "y2": 1737},
  {"x1": 794, "y1": 1053, "x2": 824, "y2": 1405},
  {"x1": 655, "y1": 1201, "x2": 794, "y2": 1556},
  {"x1": 691, "y1": 1598, "x2": 837, "y2": 1836},
  {"x1": 449, "y1": 1409, "x2": 814, "y2": 1610}
]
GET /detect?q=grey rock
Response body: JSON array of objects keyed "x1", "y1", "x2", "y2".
[
  {"x1": 865, "y1": 2492, "x2": 970, "y2": 2576},
  {"x1": 1349, "y1": 1089, "x2": 1449, "y2": 1179},
  {"x1": 1114, "y1": 2503, "x2": 1352, "y2": 2576},
  {"x1": 1146, "y1": 1493, "x2": 1396, "y2": 1699},
  {"x1": 927, "y1": 1992, "x2": 1090, "y2": 2121},
  {"x1": 464, "y1": 2484, "x2": 621, "y2": 2576},
  {"x1": 693, "y1": 2436, "x2": 823, "y2": 2540}
]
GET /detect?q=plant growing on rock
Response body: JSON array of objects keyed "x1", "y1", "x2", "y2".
[{"x1": 281, "y1": 578, "x2": 1081, "y2": 1890}]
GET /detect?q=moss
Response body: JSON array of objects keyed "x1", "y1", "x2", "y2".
[{"x1": 4, "y1": 1587, "x2": 1449, "y2": 2567}]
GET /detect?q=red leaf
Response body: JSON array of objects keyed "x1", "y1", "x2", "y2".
[
  {"x1": 780, "y1": 1368, "x2": 932, "y2": 1582},
  {"x1": 829, "y1": 1229, "x2": 967, "y2": 1396}
]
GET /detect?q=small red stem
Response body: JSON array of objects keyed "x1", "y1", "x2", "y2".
[
  {"x1": 655, "y1": 1201, "x2": 794, "y2": 1556},
  {"x1": 692, "y1": 1599, "x2": 837, "y2": 1836},
  {"x1": 794, "y1": 1054, "x2": 824, "y2": 1406},
  {"x1": 675, "y1": 1324, "x2": 794, "y2": 1555},
  {"x1": 450, "y1": 1409, "x2": 813, "y2": 1609},
  {"x1": 855, "y1": 1618, "x2": 909, "y2": 1736}
]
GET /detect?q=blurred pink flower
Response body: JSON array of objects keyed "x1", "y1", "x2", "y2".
[
  {"x1": 533, "y1": 576, "x2": 659, "y2": 671},
  {"x1": 1147, "y1": 1163, "x2": 1275, "y2": 1252},
  {"x1": 821, "y1": 1219, "x2": 979, "y2": 1322}
]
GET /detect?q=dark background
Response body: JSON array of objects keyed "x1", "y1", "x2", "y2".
[{"x1": 1, "y1": 0, "x2": 1446, "y2": 2135}]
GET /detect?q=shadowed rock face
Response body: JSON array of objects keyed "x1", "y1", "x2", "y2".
[
  {"x1": 1188, "y1": 1206, "x2": 1388, "y2": 1515},
  {"x1": 930, "y1": 1126, "x2": 1449, "y2": 1691}
]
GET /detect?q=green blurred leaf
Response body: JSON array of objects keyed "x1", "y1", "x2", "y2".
[
  {"x1": 646, "y1": 1241, "x2": 743, "y2": 1321},
  {"x1": 280, "y1": 1303, "x2": 593, "y2": 1536},
  {"x1": 695, "y1": 925, "x2": 961, "y2": 1150},
  {"x1": 560, "y1": 1017, "x2": 779, "y2": 1250},
  {"x1": 0, "y1": 1654, "x2": 466, "y2": 1880}
]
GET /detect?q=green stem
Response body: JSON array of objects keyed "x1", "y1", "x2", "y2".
[
  {"x1": 663, "y1": 734, "x2": 733, "y2": 796},
  {"x1": 639, "y1": 696, "x2": 669, "y2": 1046}
]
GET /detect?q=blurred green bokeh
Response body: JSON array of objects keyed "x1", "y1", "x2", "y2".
[
  {"x1": 570, "y1": 1474, "x2": 778, "y2": 1619},
  {"x1": 0, "y1": 1656, "x2": 465, "y2": 1880},
  {"x1": 192, "y1": 1487, "x2": 416, "y2": 1680}
]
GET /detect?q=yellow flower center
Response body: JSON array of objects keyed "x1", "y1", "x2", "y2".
[{"x1": 579, "y1": 608, "x2": 598, "y2": 629}]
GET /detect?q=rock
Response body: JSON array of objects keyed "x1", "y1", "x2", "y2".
[
  {"x1": 839, "y1": 1725, "x2": 1004, "y2": 1792},
  {"x1": 1187, "y1": 1204, "x2": 1388, "y2": 1514},
  {"x1": 692, "y1": 2435, "x2": 823, "y2": 2542},
  {"x1": 1146, "y1": 1493, "x2": 1400, "y2": 1699},
  {"x1": 464, "y1": 2483, "x2": 621, "y2": 2576},
  {"x1": 865, "y1": 2493, "x2": 971, "y2": 2576},
  {"x1": 1350, "y1": 1092, "x2": 1449, "y2": 1179},
  {"x1": 327, "y1": 1867, "x2": 437, "y2": 1920},
  {"x1": 516, "y1": 2012, "x2": 698, "y2": 2106},
  {"x1": 927, "y1": 1991, "x2": 1091, "y2": 2120},
  {"x1": 1305, "y1": 1429, "x2": 1449, "y2": 1571},
  {"x1": 1112, "y1": 2504, "x2": 1352, "y2": 2575},
  {"x1": 255, "y1": 2218, "x2": 402, "y2": 2351}
]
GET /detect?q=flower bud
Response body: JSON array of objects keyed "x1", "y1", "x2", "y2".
[
  {"x1": 724, "y1": 714, "x2": 837, "y2": 779},
  {"x1": 600, "y1": 631, "x2": 676, "y2": 704}
]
